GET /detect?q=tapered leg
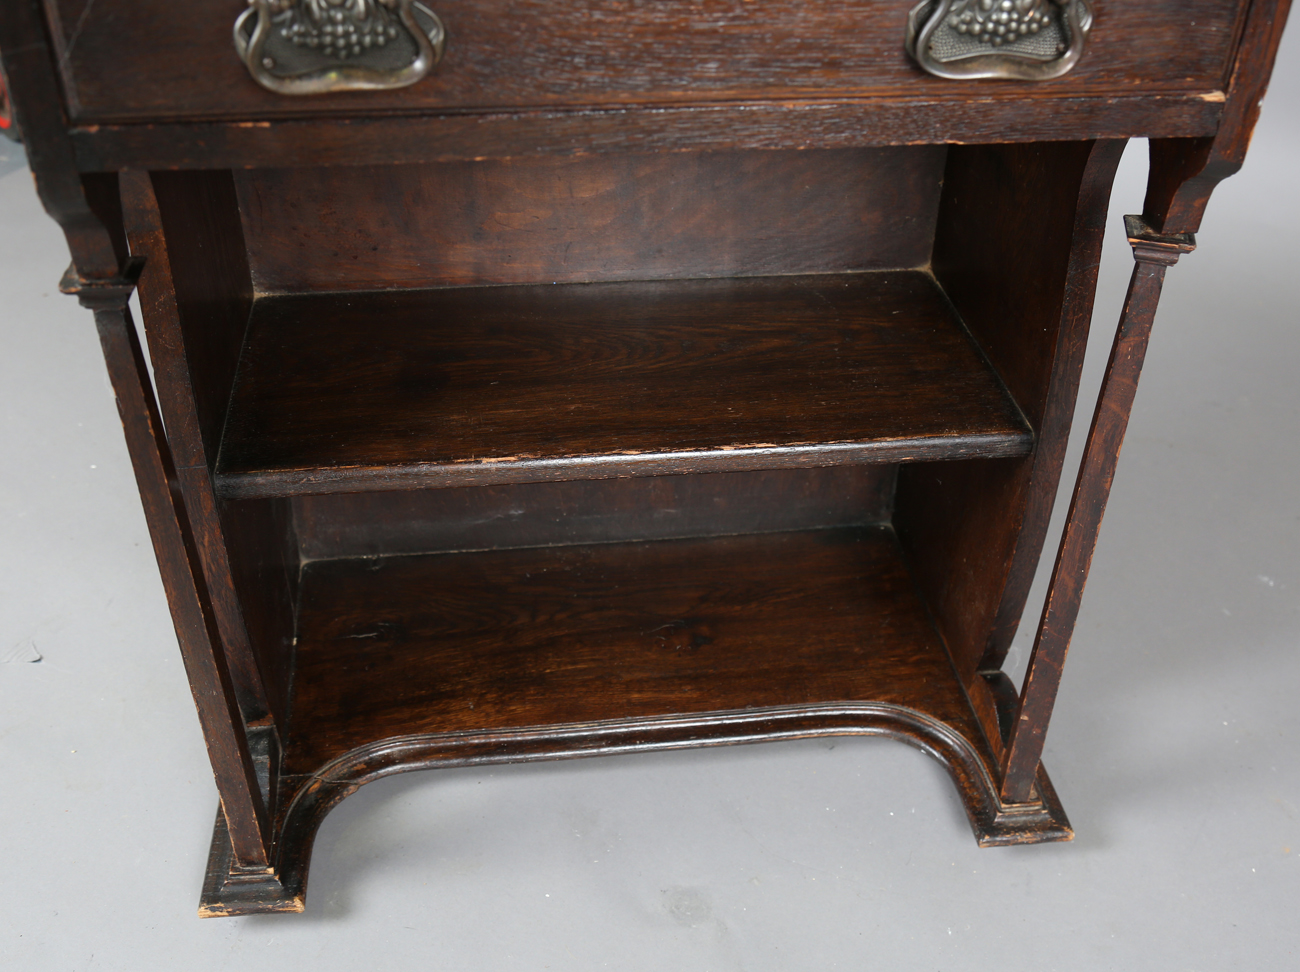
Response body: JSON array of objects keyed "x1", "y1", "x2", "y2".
[
  {"x1": 63, "y1": 265, "x2": 272, "y2": 865},
  {"x1": 1000, "y1": 217, "x2": 1197, "y2": 804}
]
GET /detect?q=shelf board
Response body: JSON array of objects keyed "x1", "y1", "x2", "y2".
[
  {"x1": 215, "y1": 272, "x2": 1030, "y2": 498},
  {"x1": 283, "y1": 527, "x2": 993, "y2": 776}
]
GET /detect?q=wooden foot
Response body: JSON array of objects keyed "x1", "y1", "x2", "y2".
[
  {"x1": 977, "y1": 768, "x2": 1073, "y2": 847},
  {"x1": 199, "y1": 807, "x2": 303, "y2": 918}
]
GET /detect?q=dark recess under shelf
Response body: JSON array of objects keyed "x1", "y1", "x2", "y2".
[{"x1": 215, "y1": 271, "x2": 1031, "y2": 498}]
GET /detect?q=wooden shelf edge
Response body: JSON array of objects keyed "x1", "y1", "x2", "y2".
[
  {"x1": 214, "y1": 433, "x2": 1032, "y2": 500},
  {"x1": 198, "y1": 702, "x2": 1068, "y2": 916},
  {"x1": 214, "y1": 273, "x2": 1034, "y2": 499},
  {"x1": 71, "y1": 94, "x2": 1222, "y2": 171}
]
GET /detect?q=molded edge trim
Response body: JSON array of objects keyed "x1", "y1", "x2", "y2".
[{"x1": 199, "y1": 702, "x2": 1071, "y2": 916}]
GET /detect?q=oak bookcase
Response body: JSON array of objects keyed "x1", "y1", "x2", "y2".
[{"x1": 0, "y1": 0, "x2": 1290, "y2": 916}]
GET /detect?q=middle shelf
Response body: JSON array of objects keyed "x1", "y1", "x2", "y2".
[{"x1": 214, "y1": 271, "x2": 1031, "y2": 499}]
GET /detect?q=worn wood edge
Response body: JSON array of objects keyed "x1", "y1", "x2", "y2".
[
  {"x1": 977, "y1": 765, "x2": 1072, "y2": 846},
  {"x1": 1142, "y1": 0, "x2": 1294, "y2": 234},
  {"x1": 976, "y1": 670, "x2": 1073, "y2": 845},
  {"x1": 199, "y1": 807, "x2": 303, "y2": 918},
  {"x1": 215, "y1": 435, "x2": 1033, "y2": 501},
  {"x1": 69, "y1": 95, "x2": 1223, "y2": 171},
  {"x1": 66, "y1": 90, "x2": 1225, "y2": 129},
  {"x1": 196, "y1": 702, "x2": 1070, "y2": 916},
  {"x1": 1123, "y1": 214, "x2": 1198, "y2": 261},
  {"x1": 58, "y1": 258, "x2": 142, "y2": 305}
]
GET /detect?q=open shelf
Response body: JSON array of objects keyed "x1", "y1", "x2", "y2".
[
  {"x1": 215, "y1": 272, "x2": 1031, "y2": 499},
  {"x1": 282, "y1": 526, "x2": 994, "y2": 776}
]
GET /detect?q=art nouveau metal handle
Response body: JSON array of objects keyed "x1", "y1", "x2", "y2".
[
  {"x1": 906, "y1": 0, "x2": 1093, "y2": 81},
  {"x1": 234, "y1": 0, "x2": 445, "y2": 95}
]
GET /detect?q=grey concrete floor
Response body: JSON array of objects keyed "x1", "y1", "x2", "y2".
[{"x1": 3, "y1": 37, "x2": 1299, "y2": 970}]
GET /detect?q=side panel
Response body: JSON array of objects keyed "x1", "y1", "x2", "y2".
[{"x1": 894, "y1": 139, "x2": 1125, "y2": 684}]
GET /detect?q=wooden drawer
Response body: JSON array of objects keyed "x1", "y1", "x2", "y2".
[{"x1": 46, "y1": 0, "x2": 1245, "y2": 123}]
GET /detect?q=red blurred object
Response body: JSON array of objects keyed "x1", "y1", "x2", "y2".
[{"x1": 0, "y1": 66, "x2": 18, "y2": 139}]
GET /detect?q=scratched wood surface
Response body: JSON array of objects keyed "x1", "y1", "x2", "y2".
[
  {"x1": 45, "y1": 0, "x2": 1245, "y2": 123},
  {"x1": 215, "y1": 272, "x2": 1033, "y2": 498},
  {"x1": 283, "y1": 526, "x2": 986, "y2": 774}
]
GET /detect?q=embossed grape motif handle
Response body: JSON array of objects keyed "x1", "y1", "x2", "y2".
[
  {"x1": 234, "y1": 0, "x2": 445, "y2": 95},
  {"x1": 906, "y1": 0, "x2": 1093, "y2": 81}
]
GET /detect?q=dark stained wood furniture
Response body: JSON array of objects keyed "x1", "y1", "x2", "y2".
[{"x1": 0, "y1": 0, "x2": 1290, "y2": 917}]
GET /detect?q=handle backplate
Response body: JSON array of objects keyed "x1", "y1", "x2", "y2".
[
  {"x1": 906, "y1": 0, "x2": 1092, "y2": 81},
  {"x1": 234, "y1": 0, "x2": 445, "y2": 95}
]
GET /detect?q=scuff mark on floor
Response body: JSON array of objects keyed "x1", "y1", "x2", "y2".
[{"x1": 3, "y1": 641, "x2": 43, "y2": 663}]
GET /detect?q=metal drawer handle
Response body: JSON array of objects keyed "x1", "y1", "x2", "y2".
[
  {"x1": 906, "y1": 0, "x2": 1093, "y2": 81},
  {"x1": 234, "y1": 0, "x2": 445, "y2": 95}
]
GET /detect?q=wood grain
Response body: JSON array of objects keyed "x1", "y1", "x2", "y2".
[
  {"x1": 144, "y1": 171, "x2": 254, "y2": 465},
  {"x1": 295, "y1": 466, "x2": 896, "y2": 560},
  {"x1": 894, "y1": 140, "x2": 1124, "y2": 684},
  {"x1": 235, "y1": 147, "x2": 945, "y2": 293},
  {"x1": 1142, "y1": 0, "x2": 1295, "y2": 234},
  {"x1": 283, "y1": 527, "x2": 986, "y2": 774},
  {"x1": 121, "y1": 170, "x2": 272, "y2": 722},
  {"x1": 1000, "y1": 221, "x2": 1193, "y2": 803},
  {"x1": 215, "y1": 272, "x2": 1033, "y2": 498},
  {"x1": 123, "y1": 170, "x2": 299, "y2": 731},
  {"x1": 69, "y1": 95, "x2": 1225, "y2": 173},
  {"x1": 0, "y1": 0, "x2": 120, "y2": 278},
  {"x1": 205, "y1": 696, "x2": 1070, "y2": 914},
  {"x1": 47, "y1": 0, "x2": 1243, "y2": 123},
  {"x1": 5, "y1": 0, "x2": 1289, "y2": 919},
  {"x1": 74, "y1": 277, "x2": 270, "y2": 865}
]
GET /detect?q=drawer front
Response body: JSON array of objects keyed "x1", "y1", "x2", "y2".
[{"x1": 47, "y1": 0, "x2": 1245, "y2": 122}]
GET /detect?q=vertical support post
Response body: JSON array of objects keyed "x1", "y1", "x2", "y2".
[
  {"x1": 5, "y1": 0, "x2": 275, "y2": 866},
  {"x1": 63, "y1": 265, "x2": 272, "y2": 865},
  {"x1": 999, "y1": 216, "x2": 1196, "y2": 805},
  {"x1": 118, "y1": 169, "x2": 273, "y2": 727}
]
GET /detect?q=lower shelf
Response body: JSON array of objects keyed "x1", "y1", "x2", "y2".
[
  {"x1": 286, "y1": 526, "x2": 985, "y2": 772},
  {"x1": 201, "y1": 527, "x2": 1072, "y2": 916}
]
